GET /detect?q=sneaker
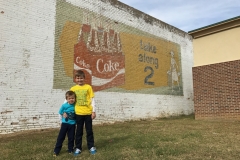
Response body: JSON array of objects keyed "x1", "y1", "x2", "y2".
[
  {"x1": 53, "y1": 152, "x2": 58, "y2": 156},
  {"x1": 74, "y1": 148, "x2": 81, "y2": 156},
  {"x1": 90, "y1": 147, "x2": 97, "y2": 155},
  {"x1": 68, "y1": 150, "x2": 73, "y2": 154}
]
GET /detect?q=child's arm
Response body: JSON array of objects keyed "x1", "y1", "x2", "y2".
[
  {"x1": 91, "y1": 98, "x2": 96, "y2": 119},
  {"x1": 62, "y1": 100, "x2": 67, "y2": 118}
]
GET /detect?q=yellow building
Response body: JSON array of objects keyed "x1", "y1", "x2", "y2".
[{"x1": 188, "y1": 16, "x2": 240, "y2": 120}]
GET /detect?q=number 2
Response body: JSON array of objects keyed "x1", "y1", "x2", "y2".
[{"x1": 144, "y1": 66, "x2": 154, "y2": 85}]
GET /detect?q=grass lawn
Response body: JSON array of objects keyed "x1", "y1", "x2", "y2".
[{"x1": 1, "y1": 114, "x2": 240, "y2": 160}]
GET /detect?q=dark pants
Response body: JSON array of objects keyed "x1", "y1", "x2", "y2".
[
  {"x1": 75, "y1": 115, "x2": 94, "y2": 150},
  {"x1": 54, "y1": 123, "x2": 76, "y2": 154}
]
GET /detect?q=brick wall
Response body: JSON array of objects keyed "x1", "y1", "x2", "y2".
[
  {"x1": 193, "y1": 60, "x2": 240, "y2": 120},
  {"x1": 0, "y1": 0, "x2": 194, "y2": 134}
]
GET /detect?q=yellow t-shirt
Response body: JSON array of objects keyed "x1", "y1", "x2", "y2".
[{"x1": 70, "y1": 84, "x2": 94, "y2": 115}]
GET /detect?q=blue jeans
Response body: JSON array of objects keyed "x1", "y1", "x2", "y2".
[
  {"x1": 75, "y1": 115, "x2": 95, "y2": 150},
  {"x1": 54, "y1": 123, "x2": 76, "y2": 154}
]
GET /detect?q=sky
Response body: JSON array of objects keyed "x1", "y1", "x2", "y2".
[{"x1": 118, "y1": 0, "x2": 240, "y2": 32}]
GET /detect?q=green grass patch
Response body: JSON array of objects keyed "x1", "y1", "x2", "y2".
[{"x1": 1, "y1": 115, "x2": 240, "y2": 160}]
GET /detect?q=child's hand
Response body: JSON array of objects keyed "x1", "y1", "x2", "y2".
[
  {"x1": 63, "y1": 112, "x2": 67, "y2": 118},
  {"x1": 91, "y1": 112, "x2": 96, "y2": 119}
]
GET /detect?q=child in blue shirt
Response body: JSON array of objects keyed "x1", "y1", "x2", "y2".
[{"x1": 53, "y1": 91, "x2": 76, "y2": 156}]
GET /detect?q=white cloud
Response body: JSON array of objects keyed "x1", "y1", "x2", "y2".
[{"x1": 119, "y1": 0, "x2": 240, "y2": 32}]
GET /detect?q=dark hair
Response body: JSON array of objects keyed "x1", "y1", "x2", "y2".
[
  {"x1": 65, "y1": 91, "x2": 76, "y2": 99},
  {"x1": 75, "y1": 70, "x2": 85, "y2": 78}
]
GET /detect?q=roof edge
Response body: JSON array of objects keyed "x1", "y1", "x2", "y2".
[{"x1": 188, "y1": 15, "x2": 240, "y2": 34}]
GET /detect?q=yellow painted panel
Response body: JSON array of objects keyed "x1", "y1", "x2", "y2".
[
  {"x1": 59, "y1": 21, "x2": 81, "y2": 77},
  {"x1": 120, "y1": 33, "x2": 180, "y2": 90}
]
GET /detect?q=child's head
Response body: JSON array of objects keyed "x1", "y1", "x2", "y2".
[
  {"x1": 65, "y1": 91, "x2": 76, "y2": 104},
  {"x1": 75, "y1": 70, "x2": 85, "y2": 85}
]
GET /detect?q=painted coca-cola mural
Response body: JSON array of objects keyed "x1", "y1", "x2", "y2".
[
  {"x1": 54, "y1": 1, "x2": 183, "y2": 95},
  {"x1": 73, "y1": 14, "x2": 125, "y2": 91}
]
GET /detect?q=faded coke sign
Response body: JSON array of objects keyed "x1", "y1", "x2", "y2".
[{"x1": 74, "y1": 22, "x2": 125, "y2": 91}]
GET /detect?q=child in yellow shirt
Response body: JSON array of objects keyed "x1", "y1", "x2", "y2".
[{"x1": 70, "y1": 70, "x2": 97, "y2": 155}]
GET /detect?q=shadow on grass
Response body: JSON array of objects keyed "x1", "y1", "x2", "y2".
[
  {"x1": 159, "y1": 113, "x2": 195, "y2": 120},
  {"x1": 96, "y1": 134, "x2": 132, "y2": 149}
]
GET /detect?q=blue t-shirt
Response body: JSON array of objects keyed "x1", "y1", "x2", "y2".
[{"x1": 59, "y1": 102, "x2": 76, "y2": 125}]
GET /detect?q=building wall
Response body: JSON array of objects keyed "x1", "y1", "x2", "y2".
[
  {"x1": 0, "y1": 0, "x2": 194, "y2": 134},
  {"x1": 193, "y1": 60, "x2": 240, "y2": 120},
  {"x1": 193, "y1": 27, "x2": 240, "y2": 67}
]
